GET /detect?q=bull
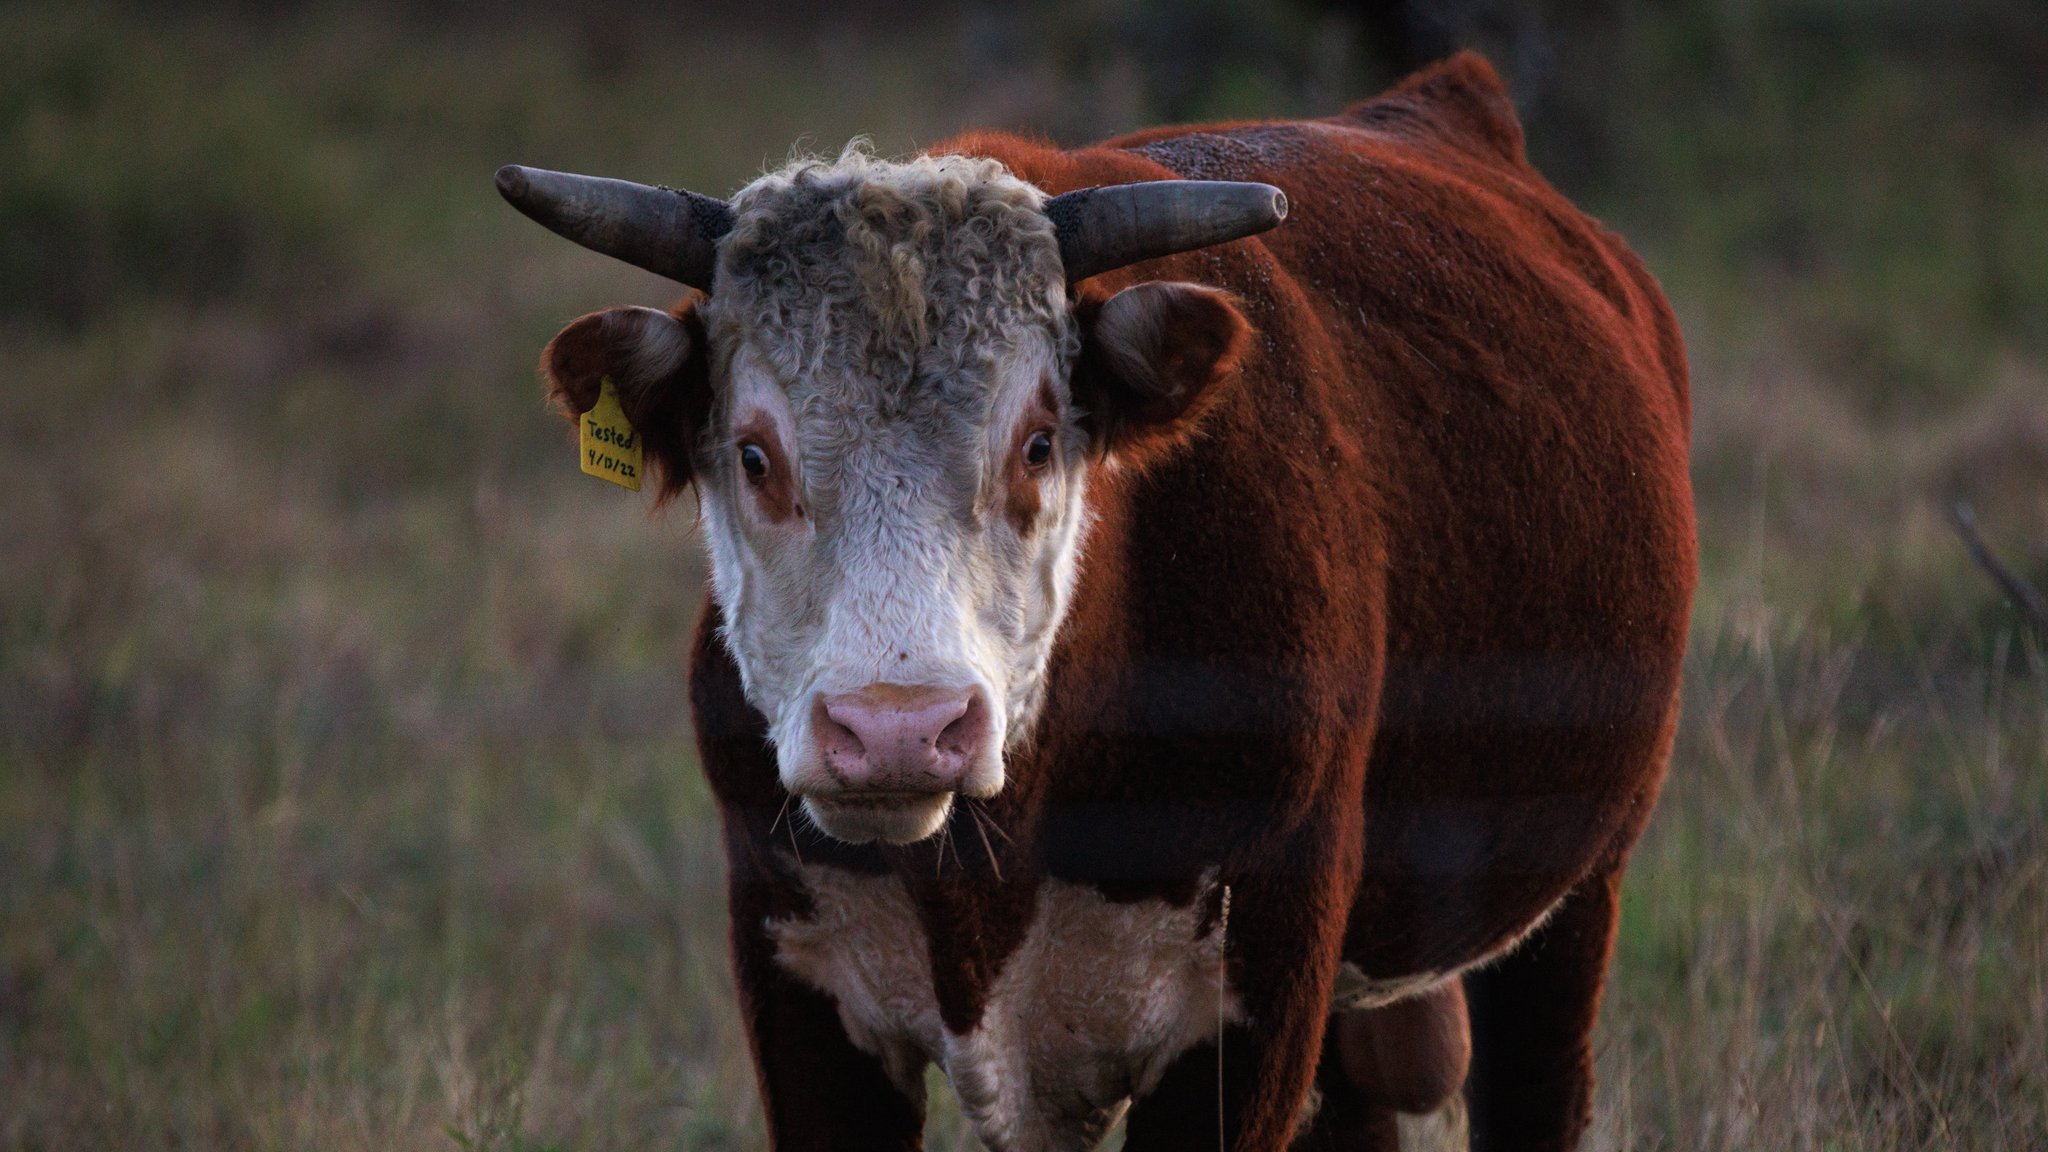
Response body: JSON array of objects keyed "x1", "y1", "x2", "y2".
[{"x1": 497, "y1": 52, "x2": 1695, "y2": 1152}]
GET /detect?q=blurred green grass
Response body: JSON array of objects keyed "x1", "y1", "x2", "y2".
[{"x1": 2, "y1": 2, "x2": 2045, "y2": 1149}]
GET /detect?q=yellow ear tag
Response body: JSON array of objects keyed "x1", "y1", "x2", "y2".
[{"x1": 579, "y1": 376, "x2": 643, "y2": 491}]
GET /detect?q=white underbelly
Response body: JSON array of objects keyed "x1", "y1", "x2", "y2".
[{"x1": 768, "y1": 862, "x2": 1242, "y2": 1152}]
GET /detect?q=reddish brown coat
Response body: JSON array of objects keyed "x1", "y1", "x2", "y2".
[{"x1": 684, "y1": 53, "x2": 1693, "y2": 1151}]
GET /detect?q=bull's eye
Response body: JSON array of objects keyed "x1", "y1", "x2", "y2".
[
  {"x1": 1024, "y1": 430, "x2": 1055, "y2": 470},
  {"x1": 739, "y1": 443, "x2": 769, "y2": 482}
]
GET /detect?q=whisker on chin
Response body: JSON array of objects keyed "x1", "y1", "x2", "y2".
[
  {"x1": 951, "y1": 816, "x2": 967, "y2": 872},
  {"x1": 786, "y1": 797, "x2": 825, "y2": 864},
  {"x1": 970, "y1": 797, "x2": 1015, "y2": 846},
  {"x1": 968, "y1": 803, "x2": 1004, "y2": 882}
]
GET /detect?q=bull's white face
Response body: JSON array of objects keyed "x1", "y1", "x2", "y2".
[
  {"x1": 693, "y1": 153, "x2": 1090, "y2": 845},
  {"x1": 540, "y1": 150, "x2": 1251, "y2": 846}
]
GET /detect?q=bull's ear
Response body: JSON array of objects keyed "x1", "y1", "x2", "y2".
[
  {"x1": 542, "y1": 301, "x2": 711, "y2": 503},
  {"x1": 1072, "y1": 281, "x2": 1252, "y2": 466}
]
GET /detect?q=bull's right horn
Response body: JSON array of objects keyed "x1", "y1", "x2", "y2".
[
  {"x1": 495, "y1": 165, "x2": 734, "y2": 291},
  {"x1": 1044, "y1": 180, "x2": 1288, "y2": 283}
]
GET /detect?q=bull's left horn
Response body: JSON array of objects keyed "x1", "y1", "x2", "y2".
[
  {"x1": 1044, "y1": 180, "x2": 1288, "y2": 283},
  {"x1": 495, "y1": 165, "x2": 734, "y2": 291}
]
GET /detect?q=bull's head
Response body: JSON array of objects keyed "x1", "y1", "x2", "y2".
[{"x1": 500, "y1": 149, "x2": 1284, "y2": 845}]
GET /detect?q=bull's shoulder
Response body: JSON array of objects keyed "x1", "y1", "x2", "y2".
[{"x1": 1338, "y1": 50, "x2": 1527, "y2": 168}]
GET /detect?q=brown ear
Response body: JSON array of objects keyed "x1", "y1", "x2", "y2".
[
  {"x1": 541, "y1": 301, "x2": 711, "y2": 503},
  {"x1": 1072, "y1": 281, "x2": 1252, "y2": 466}
]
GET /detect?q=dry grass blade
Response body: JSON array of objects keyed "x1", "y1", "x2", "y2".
[{"x1": 1948, "y1": 502, "x2": 2048, "y2": 640}]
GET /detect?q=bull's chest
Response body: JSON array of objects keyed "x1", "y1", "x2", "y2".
[{"x1": 768, "y1": 862, "x2": 1241, "y2": 1152}]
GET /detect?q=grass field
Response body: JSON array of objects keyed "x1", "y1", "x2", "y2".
[{"x1": 3, "y1": 3, "x2": 2045, "y2": 1149}]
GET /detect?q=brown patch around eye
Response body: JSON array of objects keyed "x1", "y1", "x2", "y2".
[
  {"x1": 734, "y1": 417, "x2": 798, "y2": 523},
  {"x1": 1003, "y1": 382, "x2": 1062, "y2": 532}
]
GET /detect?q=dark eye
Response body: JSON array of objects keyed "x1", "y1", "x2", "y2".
[
  {"x1": 1024, "y1": 430, "x2": 1054, "y2": 470},
  {"x1": 740, "y1": 443, "x2": 769, "y2": 481}
]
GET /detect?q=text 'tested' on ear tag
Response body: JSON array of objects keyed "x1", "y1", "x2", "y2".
[{"x1": 579, "y1": 376, "x2": 643, "y2": 491}]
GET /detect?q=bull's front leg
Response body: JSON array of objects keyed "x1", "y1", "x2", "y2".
[
  {"x1": 725, "y1": 842, "x2": 926, "y2": 1152},
  {"x1": 1122, "y1": 814, "x2": 1360, "y2": 1152}
]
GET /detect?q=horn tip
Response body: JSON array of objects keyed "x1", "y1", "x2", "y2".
[
  {"x1": 494, "y1": 164, "x2": 530, "y2": 204},
  {"x1": 1268, "y1": 187, "x2": 1289, "y2": 223}
]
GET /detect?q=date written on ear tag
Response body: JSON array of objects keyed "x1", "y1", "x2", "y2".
[{"x1": 579, "y1": 376, "x2": 642, "y2": 491}]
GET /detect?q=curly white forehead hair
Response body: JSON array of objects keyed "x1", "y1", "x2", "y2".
[{"x1": 705, "y1": 145, "x2": 1081, "y2": 391}]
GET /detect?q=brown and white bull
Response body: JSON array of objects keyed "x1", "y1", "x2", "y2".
[{"x1": 498, "y1": 53, "x2": 1694, "y2": 1152}]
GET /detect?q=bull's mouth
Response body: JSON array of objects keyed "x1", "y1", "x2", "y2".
[{"x1": 800, "y1": 791, "x2": 955, "y2": 845}]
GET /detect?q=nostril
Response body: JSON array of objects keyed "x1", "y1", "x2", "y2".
[
  {"x1": 822, "y1": 716, "x2": 865, "y2": 756},
  {"x1": 935, "y1": 692, "x2": 988, "y2": 758},
  {"x1": 813, "y1": 697, "x2": 867, "y2": 764}
]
